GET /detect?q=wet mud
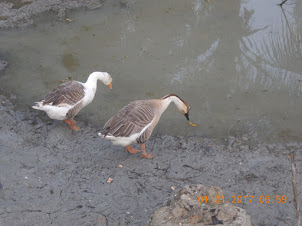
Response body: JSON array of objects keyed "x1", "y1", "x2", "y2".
[{"x1": 0, "y1": 94, "x2": 301, "y2": 225}]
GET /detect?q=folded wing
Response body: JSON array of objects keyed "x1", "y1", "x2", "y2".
[
  {"x1": 102, "y1": 100, "x2": 155, "y2": 138},
  {"x1": 41, "y1": 81, "x2": 85, "y2": 106}
]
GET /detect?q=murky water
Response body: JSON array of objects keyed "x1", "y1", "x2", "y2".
[{"x1": 0, "y1": 0, "x2": 302, "y2": 142}]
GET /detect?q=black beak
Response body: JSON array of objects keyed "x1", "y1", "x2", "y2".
[{"x1": 184, "y1": 112, "x2": 189, "y2": 121}]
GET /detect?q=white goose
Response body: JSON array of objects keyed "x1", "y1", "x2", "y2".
[
  {"x1": 98, "y1": 94, "x2": 197, "y2": 158},
  {"x1": 32, "y1": 71, "x2": 112, "y2": 130}
]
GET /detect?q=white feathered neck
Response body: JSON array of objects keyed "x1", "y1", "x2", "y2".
[
  {"x1": 159, "y1": 94, "x2": 189, "y2": 114},
  {"x1": 85, "y1": 72, "x2": 111, "y2": 91}
]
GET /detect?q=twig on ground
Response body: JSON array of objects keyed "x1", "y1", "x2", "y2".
[
  {"x1": 278, "y1": 0, "x2": 288, "y2": 6},
  {"x1": 290, "y1": 152, "x2": 300, "y2": 226}
]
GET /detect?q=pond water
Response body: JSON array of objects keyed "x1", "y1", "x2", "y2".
[{"x1": 0, "y1": 0, "x2": 302, "y2": 142}]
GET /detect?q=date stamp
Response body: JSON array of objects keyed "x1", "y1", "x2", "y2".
[{"x1": 198, "y1": 195, "x2": 287, "y2": 204}]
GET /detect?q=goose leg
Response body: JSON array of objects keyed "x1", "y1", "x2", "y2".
[
  {"x1": 64, "y1": 119, "x2": 80, "y2": 130},
  {"x1": 126, "y1": 145, "x2": 142, "y2": 154},
  {"x1": 140, "y1": 144, "x2": 154, "y2": 159}
]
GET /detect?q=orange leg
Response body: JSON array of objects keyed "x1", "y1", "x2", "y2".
[
  {"x1": 140, "y1": 144, "x2": 154, "y2": 159},
  {"x1": 64, "y1": 119, "x2": 80, "y2": 130},
  {"x1": 126, "y1": 145, "x2": 142, "y2": 154}
]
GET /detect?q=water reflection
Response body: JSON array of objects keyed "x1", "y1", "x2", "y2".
[
  {"x1": 240, "y1": 6, "x2": 302, "y2": 95},
  {"x1": 0, "y1": 0, "x2": 302, "y2": 142}
]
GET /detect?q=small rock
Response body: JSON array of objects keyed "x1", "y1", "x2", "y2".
[
  {"x1": 107, "y1": 177, "x2": 113, "y2": 184},
  {"x1": 0, "y1": 60, "x2": 8, "y2": 71}
]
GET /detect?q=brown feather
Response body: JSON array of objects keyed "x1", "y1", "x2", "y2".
[
  {"x1": 42, "y1": 81, "x2": 85, "y2": 106},
  {"x1": 102, "y1": 100, "x2": 155, "y2": 138}
]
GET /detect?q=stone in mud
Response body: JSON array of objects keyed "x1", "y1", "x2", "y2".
[
  {"x1": 146, "y1": 184, "x2": 251, "y2": 226},
  {"x1": 0, "y1": 60, "x2": 8, "y2": 71}
]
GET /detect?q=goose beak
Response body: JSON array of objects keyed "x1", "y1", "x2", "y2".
[
  {"x1": 184, "y1": 112, "x2": 197, "y2": 127},
  {"x1": 107, "y1": 82, "x2": 112, "y2": 89},
  {"x1": 189, "y1": 121, "x2": 198, "y2": 127}
]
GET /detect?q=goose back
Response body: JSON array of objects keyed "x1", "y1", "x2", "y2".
[{"x1": 102, "y1": 100, "x2": 156, "y2": 139}]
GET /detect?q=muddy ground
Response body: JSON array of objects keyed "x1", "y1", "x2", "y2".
[
  {"x1": 0, "y1": 93, "x2": 301, "y2": 226},
  {"x1": 0, "y1": 0, "x2": 104, "y2": 29},
  {"x1": 0, "y1": 0, "x2": 302, "y2": 225}
]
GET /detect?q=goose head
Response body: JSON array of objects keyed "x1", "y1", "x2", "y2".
[
  {"x1": 87, "y1": 71, "x2": 113, "y2": 89},
  {"x1": 161, "y1": 94, "x2": 197, "y2": 126},
  {"x1": 101, "y1": 72, "x2": 113, "y2": 89}
]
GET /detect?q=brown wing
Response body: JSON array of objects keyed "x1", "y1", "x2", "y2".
[
  {"x1": 136, "y1": 125, "x2": 153, "y2": 144},
  {"x1": 102, "y1": 100, "x2": 155, "y2": 138},
  {"x1": 41, "y1": 81, "x2": 85, "y2": 106}
]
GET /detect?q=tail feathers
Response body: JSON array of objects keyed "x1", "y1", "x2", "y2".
[
  {"x1": 98, "y1": 128, "x2": 112, "y2": 138},
  {"x1": 98, "y1": 132, "x2": 107, "y2": 137}
]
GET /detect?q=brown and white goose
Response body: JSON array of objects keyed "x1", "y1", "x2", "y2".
[
  {"x1": 32, "y1": 71, "x2": 112, "y2": 130},
  {"x1": 98, "y1": 94, "x2": 197, "y2": 158}
]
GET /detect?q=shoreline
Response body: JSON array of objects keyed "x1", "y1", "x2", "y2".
[
  {"x1": 0, "y1": 93, "x2": 301, "y2": 225},
  {"x1": 0, "y1": 0, "x2": 104, "y2": 29}
]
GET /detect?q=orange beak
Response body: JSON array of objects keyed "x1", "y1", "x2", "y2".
[
  {"x1": 188, "y1": 121, "x2": 197, "y2": 127},
  {"x1": 107, "y1": 82, "x2": 112, "y2": 89}
]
